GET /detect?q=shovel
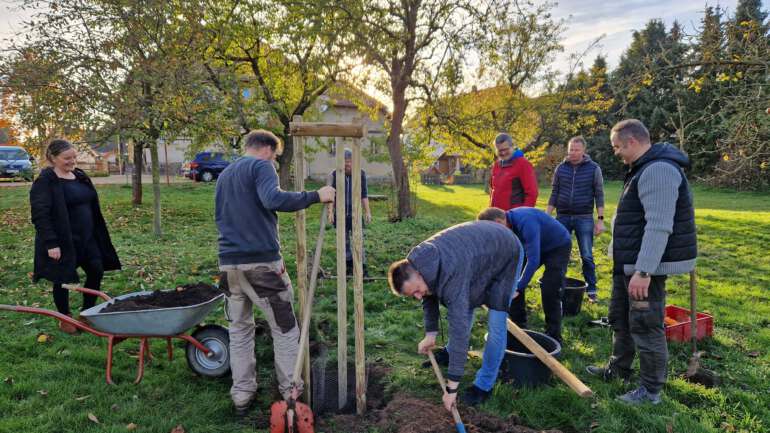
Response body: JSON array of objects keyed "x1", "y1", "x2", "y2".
[
  {"x1": 683, "y1": 269, "x2": 719, "y2": 387},
  {"x1": 427, "y1": 351, "x2": 467, "y2": 433},
  {"x1": 270, "y1": 206, "x2": 328, "y2": 433}
]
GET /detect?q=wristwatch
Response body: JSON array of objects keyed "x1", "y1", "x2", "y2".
[
  {"x1": 635, "y1": 271, "x2": 651, "y2": 278},
  {"x1": 445, "y1": 385, "x2": 458, "y2": 394},
  {"x1": 597, "y1": 216, "x2": 604, "y2": 220}
]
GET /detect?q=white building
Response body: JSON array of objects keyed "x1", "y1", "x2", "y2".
[{"x1": 103, "y1": 87, "x2": 394, "y2": 183}]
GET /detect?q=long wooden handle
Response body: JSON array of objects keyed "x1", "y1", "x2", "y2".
[
  {"x1": 484, "y1": 306, "x2": 592, "y2": 398},
  {"x1": 427, "y1": 351, "x2": 465, "y2": 427},
  {"x1": 292, "y1": 206, "x2": 328, "y2": 383},
  {"x1": 689, "y1": 269, "x2": 697, "y2": 354}
]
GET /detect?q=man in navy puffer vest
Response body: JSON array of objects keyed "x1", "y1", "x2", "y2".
[
  {"x1": 547, "y1": 136, "x2": 605, "y2": 302},
  {"x1": 586, "y1": 120, "x2": 697, "y2": 406}
]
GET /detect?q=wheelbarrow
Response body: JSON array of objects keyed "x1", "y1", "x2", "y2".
[{"x1": 0, "y1": 284, "x2": 231, "y2": 384}]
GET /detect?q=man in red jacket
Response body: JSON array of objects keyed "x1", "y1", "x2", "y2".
[{"x1": 489, "y1": 133, "x2": 538, "y2": 210}]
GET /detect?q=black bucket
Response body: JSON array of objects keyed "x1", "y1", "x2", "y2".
[
  {"x1": 492, "y1": 330, "x2": 562, "y2": 387},
  {"x1": 562, "y1": 277, "x2": 587, "y2": 316}
]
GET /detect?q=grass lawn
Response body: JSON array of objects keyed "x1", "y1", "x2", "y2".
[{"x1": 0, "y1": 180, "x2": 768, "y2": 433}]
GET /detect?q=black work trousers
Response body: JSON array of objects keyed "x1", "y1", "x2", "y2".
[
  {"x1": 508, "y1": 243, "x2": 570, "y2": 342},
  {"x1": 608, "y1": 273, "x2": 668, "y2": 393}
]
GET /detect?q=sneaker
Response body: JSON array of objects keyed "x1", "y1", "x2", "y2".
[
  {"x1": 421, "y1": 347, "x2": 449, "y2": 368},
  {"x1": 587, "y1": 293, "x2": 598, "y2": 303},
  {"x1": 617, "y1": 386, "x2": 661, "y2": 405},
  {"x1": 586, "y1": 365, "x2": 631, "y2": 384},
  {"x1": 460, "y1": 385, "x2": 491, "y2": 406}
]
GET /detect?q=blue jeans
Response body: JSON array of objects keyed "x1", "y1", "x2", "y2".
[{"x1": 557, "y1": 215, "x2": 597, "y2": 294}]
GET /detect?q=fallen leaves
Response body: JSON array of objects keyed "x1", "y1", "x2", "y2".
[
  {"x1": 3, "y1": 377, "x2": 12, "y2": 385},
  {"x1": 36, "y1": 333, "x2": 50, "y2": 343},
  {"x1": 74, "y1": 395, "x2": 91, "y2": 402},
  {"x1": 170, "y1": 425, "x2": 185, "y2": 433},
  {"x1": 127, "y1": 422, "x2": 138, "y2": 431},
  {"x1": 37, "y1": 390, "x2": 48, "y2": 397},
  {"x1": 87, "y1": 413, "x2": 100, "y2": 424}
]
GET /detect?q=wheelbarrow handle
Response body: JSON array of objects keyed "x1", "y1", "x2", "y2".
[
  {"x1": 62, "y1": 284, "x2": 112, "y2": 302},
  {"x1": 0, "y1": 304, "x2": 19, "y2": 312}
]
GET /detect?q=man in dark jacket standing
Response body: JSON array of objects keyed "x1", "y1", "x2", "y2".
[
  {"x1": 215, "y1": 130, "x2": 335, "y2": 415},
  {"x1": 547, "y1": 136, "x2": 605, "y2": 302},
  {"x1": 489, "y1": 133, "x2": 538, "y2": 210},
  {"x1": 478, "y1": 207, "x2": 571, "y2": 343},
  {"x1": 387, "y1": 221, "x2": 523, "y2": 410},
  {"x1": 587, "y1": 119, "x2": 697, "y2": 405},
  {"x1": 327, "y1": 148, "x2": 372, "y2": 276}
]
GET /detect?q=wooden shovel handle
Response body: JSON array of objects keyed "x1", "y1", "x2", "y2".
[
  {"x1": 483, "y1": 306, "x2": 593, "y2": 398},
  {"x1": 427, "y1": 351, "x2": 464, "y2": 426},
  {"x1": 292, "y1": 205, "x2": 329, "y2": 383},
  {"x1": 689, "y1": 269, "x2": 698, "y2": 354}
]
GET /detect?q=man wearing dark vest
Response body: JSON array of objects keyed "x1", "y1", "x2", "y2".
[
  {"x1": 327, "y1": 148, "x2": 372, "y2": 277},
  {"x1": 547, "y1": 136, "x2": 605, "y2": 302},
  {"x1": 586, "y1": 119, "x2": 697, "y2": 405}
]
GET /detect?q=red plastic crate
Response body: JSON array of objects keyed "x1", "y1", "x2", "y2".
[{"x1": 664, "y1": 305, "x2": 713, "y2": 342}]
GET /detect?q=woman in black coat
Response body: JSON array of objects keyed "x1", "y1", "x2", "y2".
[{"x1": 30, "y1": 139, "x2": 121, "y2": 333}]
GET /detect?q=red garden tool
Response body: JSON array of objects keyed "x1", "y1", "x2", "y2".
[{"x1": 270, "y1": 206, "x2": 328, "y2": 433}]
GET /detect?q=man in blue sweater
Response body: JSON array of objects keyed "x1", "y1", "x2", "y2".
[
  {"x1": 478, "y1": 206, "x2": 571, "y2": 343},
  {"x1": 547, "y1": 136, "x2": 605, "y2": 302},
  {"x1": 387, "y1": 221, "x2": 523, "y2": 410},
  {"x1": 215, "y1": 130, "x2": 335, "y2": 416}
]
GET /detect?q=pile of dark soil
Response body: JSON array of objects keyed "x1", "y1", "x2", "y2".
[
  {"x1": 101, "y1": 283, "x2": 220, "y2": 313},
  {"x1": 320, "y1": 394, "x2": 563, "y2": 433},
  {"x1": 317, "y1": 364, "x2": 563, "y2": 433}
]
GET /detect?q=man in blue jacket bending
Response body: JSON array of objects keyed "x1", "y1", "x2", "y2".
[
  {"x1": 478, "y1": 206, "x2": 571, "y2": 343},
  {"x1": 387, "y1": 221, "x2": 523, "y2": 410}
]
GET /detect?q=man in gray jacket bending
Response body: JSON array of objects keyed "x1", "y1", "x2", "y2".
[
  {"x1": 215, "y1": 130, "x2": 335, "y2": 415},
  {"x1": 587, "y1": 119, "x2": 697, "y2": 405},
  {"x1": 387, "y1": 221, "x2": 523, "y2": 411}
]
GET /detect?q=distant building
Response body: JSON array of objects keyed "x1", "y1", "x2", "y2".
[
  {"x1": 93, "y1": 86, "x2": 393, "y2": 183},
  {"x1": 421, "y1": 142, "x2": 484, "y2": 185}
]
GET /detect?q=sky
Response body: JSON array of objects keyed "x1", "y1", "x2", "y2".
[
  {"x1": 549, "y1": 0, "x2": 740, "y2": 73},
  {"x1": 0, "y1": 0, "x2": 746, "y2": 82}
]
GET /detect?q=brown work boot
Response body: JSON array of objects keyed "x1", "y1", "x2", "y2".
[{"x1": 58, "y1": 316, "x2": 79, "y2": 334}]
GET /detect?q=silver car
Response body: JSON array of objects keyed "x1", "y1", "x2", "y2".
[{"x1": 0, "y1": 146, "x2": 35, "y2": 181}]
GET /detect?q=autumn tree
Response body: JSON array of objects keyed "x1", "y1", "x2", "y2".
[
  {"x1": 202, "y1": 0, "x2": 348, "y2": 187},
  {"x1": 14, "y1": 0, "x2": 213, "y2": 236}
]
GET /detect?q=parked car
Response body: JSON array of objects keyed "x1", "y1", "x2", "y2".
[
  {"x1": 186, "y1": 151, "x2": 233, "y2": 182},
  {"x1": 0, "y1": 146, "x2": 35, "y2": 181}
]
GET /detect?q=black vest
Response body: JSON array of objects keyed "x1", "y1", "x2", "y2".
[{"x1": 612, "y1": 144, "x2": 697, "y2": 274}]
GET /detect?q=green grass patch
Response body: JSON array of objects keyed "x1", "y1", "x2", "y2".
[{"x1": 0, "y1": 181, "x2": 768, "y2": 432}]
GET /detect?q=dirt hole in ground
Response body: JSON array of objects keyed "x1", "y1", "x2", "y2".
[
  {"x1": 101, "y1": 283, "x2": 220, "y2": 313},
  {"x1": 317, "y1": 361, "x2": 562, "y2": 433}
]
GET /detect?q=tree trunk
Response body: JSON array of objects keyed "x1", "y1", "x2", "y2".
[
  {"x1": 388, "y1": 84, "x2": 413, "y2": 220},
  {"x1": 132, "y1": 141, "x2": 143, "y2": 206},
  {"x1": 277, "y1": 131, "x2": 295, "y2": 189},
  {"x1": 149, "y1": 138, "x2": 162, "y2": 237}
]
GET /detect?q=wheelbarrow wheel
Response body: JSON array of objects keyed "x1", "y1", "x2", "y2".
[{"x1": 186, "y1": 325, "x2": 231, "y2": 378}]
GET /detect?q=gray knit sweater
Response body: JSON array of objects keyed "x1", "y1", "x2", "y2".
[{"x1": 610, "y1": 161, "x2": 696, "y2": 276}]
